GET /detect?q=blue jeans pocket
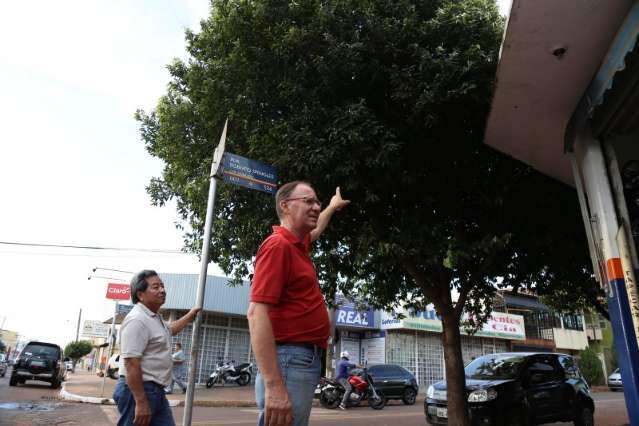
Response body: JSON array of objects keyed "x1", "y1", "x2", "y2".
[{"x1": 286, "y1": 352, "x2": 314, "y2": 368}]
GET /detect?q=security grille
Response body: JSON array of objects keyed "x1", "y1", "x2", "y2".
[{"x1": 228, "y1": 329, "x2": 251, "y2": 364}]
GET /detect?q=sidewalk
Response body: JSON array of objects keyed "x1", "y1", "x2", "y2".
[
  {"x1": 61, "y1": 371, "x2": 258, "y2": 407},
  {"x1": 61, "y1": 371, "x2": 429, "y2": 408}
]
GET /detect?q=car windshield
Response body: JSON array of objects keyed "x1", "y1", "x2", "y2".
[
  {"x1": 465, "y1": 354, "x2": 526, "y2": 380},
  {"x1": 23, "y1": 344, "x2": 60, "y2": 359}
]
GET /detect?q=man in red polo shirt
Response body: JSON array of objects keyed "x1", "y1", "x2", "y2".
[{"x1": 248, "y1": 181, "x2": 349, "y2": 426}]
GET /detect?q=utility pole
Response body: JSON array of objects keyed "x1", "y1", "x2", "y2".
[{"x1": 75, "y1": 309, "x2": 82, "y2": 342}]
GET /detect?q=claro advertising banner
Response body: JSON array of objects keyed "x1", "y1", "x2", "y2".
[
  {"x1": 381, "y1": 307, "x2": 526, "y2": 340},
  {"x1": 106, "y1": 283, "x2": 130, "y2": 300}
]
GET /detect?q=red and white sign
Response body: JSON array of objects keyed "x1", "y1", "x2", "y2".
[{"x1": 106, "y1": 283, "x2": 130, "y2": 300}]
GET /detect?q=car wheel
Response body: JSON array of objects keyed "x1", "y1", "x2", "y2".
[
  {"x1": 402, "y1": 387, "x2": 417, "y2": 405},
  {"x1": 574, "y1": 406, "x2": 594, "y2": 426},
  {"x1": 9, "y1": 375, "x2": 17, "y2": 386},
  {"x1": 51, "y1": 379, "x2": 61, "y2": 389}
]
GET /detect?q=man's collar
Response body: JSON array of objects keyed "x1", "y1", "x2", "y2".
[
  {"x1": 137, "y1": 302, "x2": 158, "y2": 317},
  {"x1": 272, "y1": 225, "x2": 310, "y2": 248}
]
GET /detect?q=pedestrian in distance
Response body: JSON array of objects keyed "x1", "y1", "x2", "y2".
[
  {"x1": 113, "y1": 270, "x2": 200, "y2": 426},
  {"x1": 165, "y1": 342, "x2": 187, "y2": 394},
  {"x1": 336, "y1": 351, "x2": 358, "y2": 410},
  {"x1": 248, "y1": 181, "x2": 350, "y2": 426}
]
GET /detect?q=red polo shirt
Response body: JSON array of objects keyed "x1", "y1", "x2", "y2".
[{"x1": 250, "y1": 226, "x2": 329, "y2": 348}]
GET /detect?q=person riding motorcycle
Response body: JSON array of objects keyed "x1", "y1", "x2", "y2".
[{"x1": 336, "y1": 351, "x2": 358, "y2": 410}]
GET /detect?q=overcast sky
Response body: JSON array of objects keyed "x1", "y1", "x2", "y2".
[{"x1": 0, "y1": 0, "x2": 512, "y2": 349}]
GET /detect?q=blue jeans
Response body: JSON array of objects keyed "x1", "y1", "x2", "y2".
[
  {"x1": 255, "y1": 344, "x2": 321, "y2": 426},
  {"x1": 113, "y1": 377, "x2": 175, "y2": 426}
]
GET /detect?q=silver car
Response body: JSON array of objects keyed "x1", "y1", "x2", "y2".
[
  {"x1": 0, "y1": 353, "x2": 8, "y2": 377},
  {"x1": 608, "y1": 368, "x2": 623, "y2": 391}
]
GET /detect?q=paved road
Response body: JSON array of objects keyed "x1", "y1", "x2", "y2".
[{"x1": 0, "y1": 373, "x2": 630, "y2": 425}]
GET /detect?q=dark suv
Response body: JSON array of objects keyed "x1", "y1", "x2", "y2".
[
  {"x1": 425, "y1": 352, "x2": 594, "y2": 426},
  {"x1": 368, "y1": 364, "x2": 419, "y2": 405},
  {"x1": 10, "y1": 341, "x2": 66, "y2": 389}
]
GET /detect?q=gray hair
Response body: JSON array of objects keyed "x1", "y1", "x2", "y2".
[
  {"x1": 130, "y1": 269, "x2": 159, "y2": 304},
  {"x1": 275, "y1": 181, "x2": 312, "y2": 220}
]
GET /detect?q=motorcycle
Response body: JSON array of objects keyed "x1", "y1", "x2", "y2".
[
  {"x1": 206, "y1": 360, "x2": 253, "y2": 388},
  {"x1": 319, "y1": 367, "x2": 386, "y2": 410}
]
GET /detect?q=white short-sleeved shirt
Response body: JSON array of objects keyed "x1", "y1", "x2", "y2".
[{"x1": 118, "y1": 302, "x2": 173, "y2": 387}]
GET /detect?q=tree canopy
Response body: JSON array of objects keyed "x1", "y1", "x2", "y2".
[
  {"x1": 64, "y1": 341, "x2": 93, "y2": 361},
  {"x1": 137, "y1": 0, "x2": 600, "y2": 422}
]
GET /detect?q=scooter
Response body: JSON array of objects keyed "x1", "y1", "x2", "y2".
[
  {"x1": 206, "y1": 360, "x2": 253, "y2": 388},
  {"x1": 319, "y1": 367, "x2": 386, "y2": 410}
]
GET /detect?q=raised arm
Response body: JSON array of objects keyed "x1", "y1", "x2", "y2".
[
  {"x1": 310, "y1": 187, "x2": 350, "y2": 242},
  {"x1": 169, "y1": 307, "x2": 201, "y2": 336}
]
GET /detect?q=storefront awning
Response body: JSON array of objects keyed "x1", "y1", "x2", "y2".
[{"x1": 484, "y1": 0, "x2": 634, "y2": 184}]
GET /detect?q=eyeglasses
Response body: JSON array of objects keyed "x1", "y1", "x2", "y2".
[{"x1": 284, "y1": 196, "x2": 322, "y2": 208}]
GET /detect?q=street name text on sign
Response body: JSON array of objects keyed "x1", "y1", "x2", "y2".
[
  {"x1": 106, "y1": 283, "x2": 130, "y2": 300},
  {"x1": 219, "y1": 153, "x2": 278, "y2": 194}
]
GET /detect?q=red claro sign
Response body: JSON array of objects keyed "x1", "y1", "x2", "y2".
[{"x1": 106, "y1": 283, "x2": 130, "y2": 300}]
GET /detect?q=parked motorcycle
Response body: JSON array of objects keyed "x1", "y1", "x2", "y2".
[
  {"x1": 206, "y1": 360, "x2": 253, "y2": 388},
  {"x1": 319, "y1": 367, "x2": 386, "y2": 410}
]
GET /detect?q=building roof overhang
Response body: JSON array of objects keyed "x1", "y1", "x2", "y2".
[{"x1": 485, "y1": 0, "x2": 635, "y2": 185}]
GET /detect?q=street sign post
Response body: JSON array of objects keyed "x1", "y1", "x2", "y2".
[
  {"x1": 183, "y1": 120, "x2": 227, "y2": 426},
  {"x1": 182, "y1": 121, "x2": 278, "y2": 426}
]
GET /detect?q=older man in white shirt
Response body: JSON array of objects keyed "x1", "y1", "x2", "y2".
[{"x1": 113, "y1": 270, "x2": 199, "y2": 426}]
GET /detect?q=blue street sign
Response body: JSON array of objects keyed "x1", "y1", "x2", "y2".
[
  {"x1": 116, "y1": 304, "x2": 133, "y2": 316},
  {"x1": 219, "y1": 153, "x2": 278, "y2": 194}
]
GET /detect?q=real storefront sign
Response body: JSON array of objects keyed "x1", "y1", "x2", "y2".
[
  {"x1": 381, "y1": 307, "x2": 526, "y2": 340},
  {"x1": 335, "y1": 304, "x2": 375, "y2": 328}
]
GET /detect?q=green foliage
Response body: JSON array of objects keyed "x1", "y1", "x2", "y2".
[
  {"x1": 137, "y1": 0, "x2": 597, "y2": 320},
  {"x1": 138, "y1": 1, "x2": 601, "y2": 422},
  {"x1": 64, "y1": 341, "x2": 93, "y2": 361},
  {"x1": 579, "y1": 347, "x2": 604, "y2": 386}
]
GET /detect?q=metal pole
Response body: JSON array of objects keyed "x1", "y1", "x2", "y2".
[
  {"x1": 75, "y1": 308, "x2": 82, "y2": 342},
  {"x1": 101, "y1": 302, "x2": 118, "y2": 397},
  {"x1": 183, "y1": 120, "x2": 227, "y2": 426}
]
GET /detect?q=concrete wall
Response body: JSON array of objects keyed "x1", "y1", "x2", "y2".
[{"x1": 553, "y1": 327, "x2": 589, "y2": 351}]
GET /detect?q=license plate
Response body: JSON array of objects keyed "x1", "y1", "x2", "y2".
[
  {"x1": 314, "y1": 387, "x2": 321, "y2": 395},
  {"x1": 31, "y1": 361, "x2": 45, "y2": 367},
  {"x1": 437, "y1": 407, "x2": 448, "y2": 418}
]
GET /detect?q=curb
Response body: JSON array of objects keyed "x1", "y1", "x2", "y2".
[{"x1": 59, "y1": 383, "x2": 182, "y2": 407}]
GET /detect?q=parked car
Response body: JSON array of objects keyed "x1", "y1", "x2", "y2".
[
  {"x1": 64, "y1": 358, "x2": 74, "y2": 372},
  {"x1": 367, "y1": 364, "x2": 419, "y2": 405},
  {"x1": 107, "y1": 353, "x2": 120, "y2": 379},
  {"x1": 608, "y1": 368, "x2": 623, "y2": 391},
  {"x1": 425, "y1": 352, "x2": 594, "y2": 426},
  {"x1": 0, "y1": 353, "x2": 8, "y2": 377},
  {"x1": 10, "y1": 341, "x2": 66, "y2": 388}
]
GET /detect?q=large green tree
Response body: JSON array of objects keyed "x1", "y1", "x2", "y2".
[{"x1": 137, "y1": 0, "x2": 598, "y2": 423}]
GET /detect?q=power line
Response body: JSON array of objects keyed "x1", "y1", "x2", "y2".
[{"x1": 0, "y1": 240, "x2": 185, "y2": 254}]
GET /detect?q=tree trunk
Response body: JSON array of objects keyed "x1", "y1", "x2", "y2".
[{"x1": 441, "y1": 313, "x2": 470, "y2": 426}]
